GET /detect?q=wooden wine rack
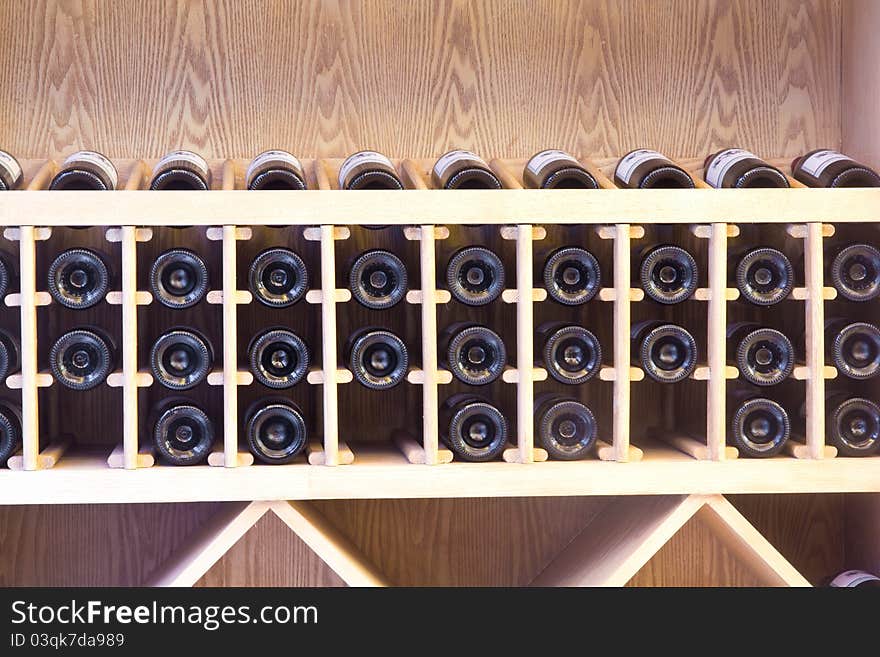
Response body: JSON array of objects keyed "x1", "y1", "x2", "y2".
[
  {"x1": 0, "y1": 154, "x2": 878, "y2": 497},
  {"x1": 0, "y1": 0, "x2": 878, "y2": 588}
]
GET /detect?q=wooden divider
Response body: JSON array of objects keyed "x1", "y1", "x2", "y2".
[{"x1": 803, "y1": 222, "x2": 829, "y2": 459}]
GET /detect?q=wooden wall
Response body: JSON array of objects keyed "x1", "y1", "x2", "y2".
[{"x1": 0, "y1": 0, "x2": 840, "y2": 160}]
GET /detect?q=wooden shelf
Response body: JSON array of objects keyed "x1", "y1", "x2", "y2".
[{"x1": 2, "y1": 444, "x2": 880, "y2": 505}]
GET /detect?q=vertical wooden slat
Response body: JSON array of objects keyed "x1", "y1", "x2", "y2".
[
  {"x1": 18, "y1": 225, "x2": 39, "y2": 470},
  {"x1": 320, "y1": 224, "x2": 340, "y2": 466},
  {"x1": 120, "y1": 225, "x2": 139, "y2": 469},
  {"x1": 222, "y1": 224, "x2": 239, "y2": 467},
  {"x1": 804, "y1": 222, "x2": 826, "y2": 459},
  {"x1": 419, "y1": 225, "x2": 440, "y2": 464},
  {"x1": 706, "y1": 223, "x2": 728, "y2": 460},
  {"x1": 613, "y1": 224, "x2": 631, "y2": 461},
  {"x1": 516, "y1": 224, "x2": 535, "y2": 463}
]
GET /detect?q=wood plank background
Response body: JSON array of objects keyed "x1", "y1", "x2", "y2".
[{"x1": 0, "y1": 0, "x2": 841, "y2": 160}]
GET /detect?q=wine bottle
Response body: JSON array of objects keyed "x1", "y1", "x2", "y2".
[
  {"x1": 440, "y1": 394, "x2": 508, "y2": 462},
  {"x1": 734, "y1": 247, "x2": 794, "y2": 305},
  {"x1": 49, "y1": 328, "x2": 114, "y2": 390},
  {"x1": 49, "y1": 150, "x2": 118, "y2": 191},
  {"x1": 149, "y1": 150, "x2": 211, "y2": 190},
  {"x1": 248, "y1": 328, "x2": 309, "y2": 389},
  {"x1": 0, "y1": 255, "x2": 10, "y2": 299},
  {"x1": 543, "y1": 247, "x2": 601, "y2": 305},
  {"x1": 47, "y1": 248, "x2": 110, "y2": 309},
  {"x1": 349, "y1": 249, "x2": 407, "y2": 309},
  {"x1": 245, "y1": 399, "x2": 307, "y2": 464},
  {"x1": 431, "y1": 150, "x2": 501, "y2": 189},
  {"x1": 826, "y1": 393, "x2": 880, "y2": 457},
  {"x1": 614, "y1": 149, "x2": 695, "y2": 188},
  {"x1": 446, "y1": 246, "x2": 504, "y2": 306},
  {"x1": 791, "y1": 149, "x2": 880, "y2": 188},
  {"x1": 639, "y1": 245, "x2": 698, "y2": 304},
  {"x1": 538, "y1": 323, "x2": 602, "y2": 384},
  {"x1": 346, "y1": 328, "x2": 409, "y2": 390},
  {"x1": 535, "y1": 395, "x2": 598, "y2": 460},
  {"x1": 338, "y1": 150, "x2": 403, "y2": 190},
  {"x1": 523, "y1": 150, "x2": 598, "y2": 189},
  {"x1": 703, "y1": 149, "x2": 789, "y2": 188},
  {"x1": 829, "y1": 243, "x2": 880, "y2": 301},
  {"x1": 0, "y1": 150, "x2": 23, "y2": 190},
  {"x1": 150, "y1": 329, "x2": 213, "y2": 390},
  {"x1": 0, "y1": 403, "x2": 22, "y2": 465},
  {"x1": 246, "y1": 150, "x2": 307, "y2": 190},
  {"x1": 149, "y1": 249, "x2": 209, "y2": 308},
  {"x1": 441, "y1": 323, "x2": 506, "y2": 386},
  {"x1": 728, "y1": 392, "x2": 790, "y2": 458},
  {"x1": 828, "y1": 570, "x2": 880, "y2": 588},
  {"x1": 151, "y1": 399, "x2": 214, "y2": 466},
  {"x1": 0, "y1": 329, "x2": 21, "y2": 382},
  {"x1": 826, "y1": 319, "x2": 880, "y2": 379},
  {"x1": 632, "y1": 321, "x2": 698, "y2": 383},
  {"x1": 727, "y1": 323, "x2": 794, "y2": 386},
  {"x1": 248, "y1": 248, "x2": 308, "y2": 308}
]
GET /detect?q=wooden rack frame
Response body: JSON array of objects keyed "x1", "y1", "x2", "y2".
[{"x1": 0, "y1": 156, "x2": 878, "y2": 504}]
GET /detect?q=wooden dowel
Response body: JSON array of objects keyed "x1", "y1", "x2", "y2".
[
  {"x1": 124, "y1": 160, "x2": 148, "y2": 191},
  {"x1": 516, "y1": 224, "x2": 535, "y2": 463},
  {"x1": 222, "y1": 225, "x2": 239, "y2": 468},
  {"x1": 121, "y1": 225, "x2": 139, "y2": 469},
  {"x1": 706, "y1": 223, "x2": 727, "y2": 460},
  {"x1": 419, "y1": 225, "x2": 441, "y2": 464},
  {"x1": 401, "y1": 160, "x2": 429, "y2": 190},
  {"x1": 26, "y1": 160, "x2": 57, "y2": 191},
  {"x1": 320, "y1": 225, "x2": 340, "y2": 466},
  {"x1": 804, "y1": 222, "x2": 826, "y2": 459},
  {"x1": 18, "y1": 225, "x2": 39, "y2": 470},
  {"x1": 221, "y1": 159, "x2": 237, "y2": 191},
  {"x1": 613, "y1": 224, "x2": 632, "y2": 461},
  {"x1": 314, "y1": 160, "x2": 333, "y2": 191},
  {"x1": 489, "y1": 159, "x2": 523, "y2": 189}
]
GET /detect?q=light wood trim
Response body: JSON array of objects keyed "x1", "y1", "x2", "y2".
[
  {"x1": 530, "y1": 495, "x2": 703, "y2": 586},
  {"x1": 5, "y1": 447, "x2": 880, "y2": 503},
  {"x1": 221, "y1": 159, "x2": 237, "y2": 191},
  {"x1": 272, "y1": 501, "x2": 388, "y2": 587},
  {"x1": 804, "y1": 222, "x2": 826, "y2": 459},
  {"x1": 313, "y1": 159, "x2": 334, "y2": 191},
  {"x1": 400, "y1": 159, "x2": 429, "y2": 189},
  {"x1": 699, "y1": 497, "x2": 811, "y2": 587},
  {"x1": 613, "y1": 224, "x2": 631, "y2": 461},
  {"x1": 147, "y1": 501, "x2": 272, "y2": 586},
  {"x1": 25, "y1": 160, "x2": 57, "y2": 191},
  {"x1": 121, "y1": 226, "x2": 139, "y2": 469},
  {"x1": 221, "y1": 224, "x2": 240, "y2": 468},
  {"x1": 392, "y1": 431, "x2": 453, "y2": 465},
  {"x1": 707, "y1": 223, "x2": 727, "y2": 459},
  {"x1": 107, "y1": 444, "x2": 154, "y2": 469},
  {"x1": 307, "y1": 440, "x2": 354, "y2": 466},
  {"x1": 489, "y1": 159, "x2": 523, "y2": 189},
  {"x1": 18, "y1": 225, "x2": 39, "y2": 470},
  {"x1": 654, "y1": 432, "x2": 739, "y2": 461},
  {"x1": 319, "y1": 225, "x2": 340, "y2": 466},
  {"x1": 4, "y1": 188, "x2": 880, "y2": 227},
  {"x1": 579, "y1": 158, "x2": 617, "y2": 189},
  {"x1": 419, "y1": 225, "x2": 441, "y2": 464},
  {"x1": 7, "y1": 437, "x2": 70, "y2": 470},
  {"x1": 515, "y1": 224, "x2": 535, "y2": 463},
  {"x1": 123, "y1": 160, "x2": 148, "y2": 191}
]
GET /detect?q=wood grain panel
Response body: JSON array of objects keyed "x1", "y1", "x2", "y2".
[
  {"x1": 195, "y1": 513, "x2": 346, "y2": 587},
  {"x1": 0, "y1": 1, "x2": 841, "y2": 160},
  {"x1": 626, "y1": 516, "x2": 763, "y2": 587},
  {"x1": 311, "y1": 496, "x2": 610, "y2": 586},
  {"x1": 726, "y1": 493, "x2": 846, "y2": 585},
  {"x1": 0, "y1": 502, "x2": 223, "y2": 586}
]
